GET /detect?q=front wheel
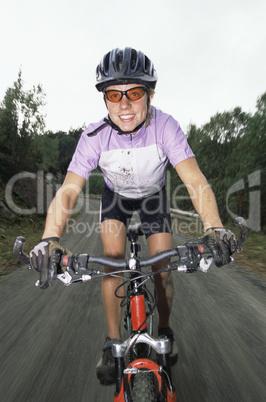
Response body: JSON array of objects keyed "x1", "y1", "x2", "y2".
[{"x1": 131, "y1": 370, "x2": 157, "y2": 402}]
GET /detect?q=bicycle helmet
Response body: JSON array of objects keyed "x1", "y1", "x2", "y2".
[{"x1": 95, "y1": 47, "x2": 158, "y2": 92}]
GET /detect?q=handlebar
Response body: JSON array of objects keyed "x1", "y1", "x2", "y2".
[
  {"x1": 13, "y1": 236, "x2": 29, "y2": 265},
  {"x1": 13, "y1": 217, "x2": 249, "y2": 286}
]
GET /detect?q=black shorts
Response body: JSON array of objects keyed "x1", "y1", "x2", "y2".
[{"x1": 100, "y1": 185, "x2": 172, "y2": 239}]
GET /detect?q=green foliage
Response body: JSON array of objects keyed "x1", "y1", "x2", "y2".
[
  {"x1": 0, "y1": 71, "x2": 83, "y2": 181},
  {"x1": 0, "y1": 69, "x2": 47, "y2": 179},
  {"x1": 58, "y1": 128, "x2": 82, "y2": 172},
  {"x1": 172, "y1": 93, "x2": 266, "y2": 232},
  {"x1": 86, "y1": 168, "x2": 105, "y2": 195}
]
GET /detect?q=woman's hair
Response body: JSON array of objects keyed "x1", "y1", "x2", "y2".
[{"x1": 145, "y1": 88, "x2": 155, "y2": 127}]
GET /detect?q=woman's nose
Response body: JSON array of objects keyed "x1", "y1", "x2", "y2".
[{"x1": 119, "y1": 94, "x2": 132, "y2": 108}]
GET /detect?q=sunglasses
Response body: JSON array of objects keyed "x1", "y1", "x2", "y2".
[{"x1": 104, "y1": 87, "x2": 147, "y2": 103}]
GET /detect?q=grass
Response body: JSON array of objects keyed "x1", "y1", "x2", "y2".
[
  {"x1": 232, "y1": 231, "x2": 266, "y2": 277},
  {"x1": 0, "y1": 215, "x2": 45, "y2": 276},
  {"x1": 0, "y1": 183, "x2": 81, "y2": 276}
]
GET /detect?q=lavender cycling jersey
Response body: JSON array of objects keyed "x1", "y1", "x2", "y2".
[{"x1": 67, "y1": 106, "x2": 195, "y2": 198}]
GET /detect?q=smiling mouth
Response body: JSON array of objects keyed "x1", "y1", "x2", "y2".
[{"x1": 119, "y1": 114, "x2": 135, "y2": 122}]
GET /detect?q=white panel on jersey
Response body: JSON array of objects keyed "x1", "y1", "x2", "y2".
[{"x1": 99, "y1": 144, "x2": 167, "y2": 198}]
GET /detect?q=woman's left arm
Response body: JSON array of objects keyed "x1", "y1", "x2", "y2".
[{"x1": 175, "y1": 157, "x2": 223, "y2": 231}]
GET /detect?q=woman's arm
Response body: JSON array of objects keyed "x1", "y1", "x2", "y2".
[
  {"x1": 175, "y1": 157, "x2": 223, "y2": 231},
  {"x1": 42, "y1": 172, "x2": 86, "y2": 239}
]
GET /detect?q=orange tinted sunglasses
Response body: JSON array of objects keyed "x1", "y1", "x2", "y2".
[{"x1": 104, "y1": 87, "x2": 147, "y2": 103}]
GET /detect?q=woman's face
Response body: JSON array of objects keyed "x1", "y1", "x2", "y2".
[{"x1": 104, "y1": 83, "x2": 153, "y2": 134}]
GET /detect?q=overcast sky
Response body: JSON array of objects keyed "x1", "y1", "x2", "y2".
[{"x1": 1, "y1": 0, "x2": 265, "y2": 133}]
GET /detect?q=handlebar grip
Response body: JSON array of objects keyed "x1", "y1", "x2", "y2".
[{"x1": 13, "y1": 236, "x2": 30, "y2": 265}]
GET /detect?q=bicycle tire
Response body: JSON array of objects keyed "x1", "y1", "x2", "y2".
[{"x1": 131, "y1": 370, "x2": 157, "y2": 402}]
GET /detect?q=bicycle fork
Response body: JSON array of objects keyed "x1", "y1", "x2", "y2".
[{"x1": 113, "y1": 294, "x2": 177, "y2": 401}]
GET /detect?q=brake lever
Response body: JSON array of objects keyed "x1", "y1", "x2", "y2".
[
  {"x1": 199, "y1": 256, "x2": 213, "y2": 273},
  {"x1": 234, "y1": 217, "x2": 249, "y2": 252},
  {"x1": 57, "y1": 271, "x2": 94, "y2": 285},
  {"x1": 57, "y1": 271, "x2": 73, "y2": 286}
]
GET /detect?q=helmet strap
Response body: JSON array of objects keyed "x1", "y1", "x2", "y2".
[{"x1": 103, "y1": 115, "x2": 146, "y2": 135}]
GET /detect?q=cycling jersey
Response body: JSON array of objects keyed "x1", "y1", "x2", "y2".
[{"x1": 68, "y1": 106, "x2": 194, "y2": 198}]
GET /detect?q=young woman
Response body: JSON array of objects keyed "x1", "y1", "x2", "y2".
[{"x1": 30, "y1": 48, "x2": 236, "y2": 385}]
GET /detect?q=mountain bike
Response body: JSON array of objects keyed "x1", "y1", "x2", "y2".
[{"x1": 13, "y1": 217, "x2": 248, "y2": 402}]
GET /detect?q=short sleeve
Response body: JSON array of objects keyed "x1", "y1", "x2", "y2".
[
  {"x1": 160, "y1": 114, "x2": 195, "y2": 167},
  {"x1": 67, "y1": 130, "x2": 100, "y2": 179}
]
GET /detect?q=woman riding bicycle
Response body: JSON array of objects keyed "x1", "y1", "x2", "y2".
[{"x1": 30, "y1": 47, "x2": 236, "y2": 385}]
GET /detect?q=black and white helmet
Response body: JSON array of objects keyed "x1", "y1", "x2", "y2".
[{"x1": 95, "y1": 47, "x2": 158, "y2": 92}]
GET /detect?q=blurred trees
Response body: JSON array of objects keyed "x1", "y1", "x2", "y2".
[
  {"x1": 169, "y1": 93, "x2": 266, "y2": 232},
  {"x1": 0, "y1": 70, "x2": 57, "y2": 179},
  {"x1": 0, "y1": 70, "x2": 81, "y2": 181}
]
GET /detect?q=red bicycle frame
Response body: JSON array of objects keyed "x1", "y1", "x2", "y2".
[{"x1": 114, "y1": 293, "x2": 177, "y2": 401}]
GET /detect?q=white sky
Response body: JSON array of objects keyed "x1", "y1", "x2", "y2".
[{"x1": 1, "y1": 0, "x2": 265, "y2": 133}]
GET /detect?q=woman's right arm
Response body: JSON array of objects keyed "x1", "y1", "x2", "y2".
[{"x1": 42, "y1": 172, "x2": 86, "y2": 239}]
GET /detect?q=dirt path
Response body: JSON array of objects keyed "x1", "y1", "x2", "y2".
[{"x1": 1, "y1": 199, "x2": 265, "y2": 401}]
